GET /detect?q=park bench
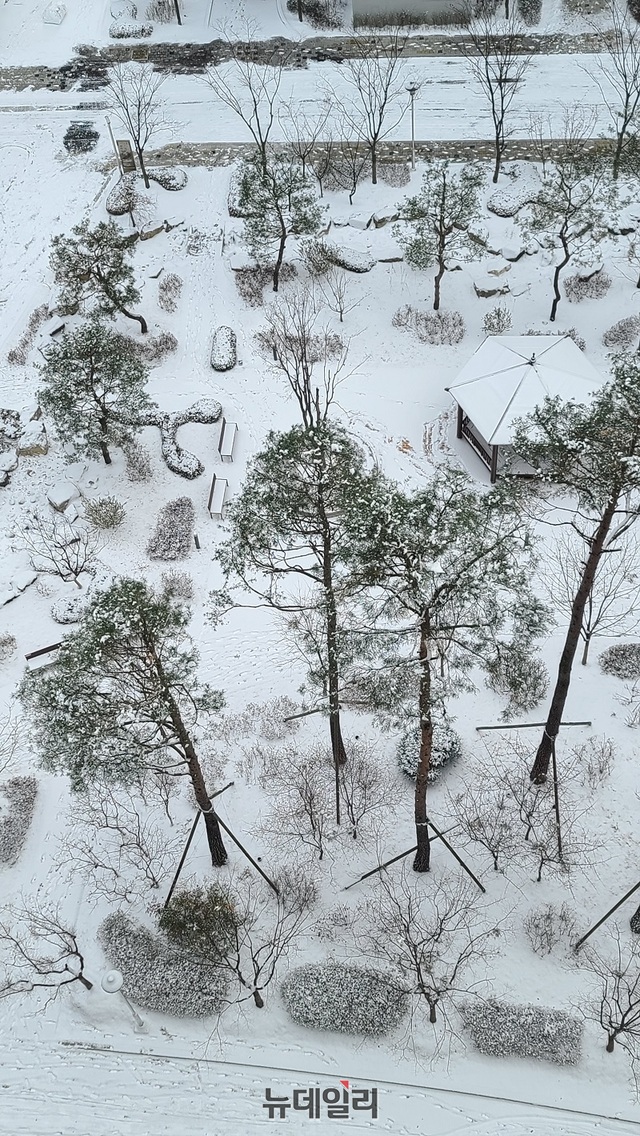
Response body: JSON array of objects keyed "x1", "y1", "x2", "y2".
[
  {"x1": 218, "y1": 418, "x2": 237, "y2": 463},
  {"x1": 207, "y1": 472, "x2": 228, "y2": 520}
]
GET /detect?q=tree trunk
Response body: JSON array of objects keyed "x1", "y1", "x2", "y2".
[
  {"x1": 77, "y1": 973, "x2": 94, "y2": 990},
  {"x1": 253, "y1": 989, "x2": 265, "y2": 1008},
  {"x1": 606, "y1": 1034, "x2": 616, "y2": 1053},
  {"x1": 120, "y1": 305, "x2": 148, "y2": 334},
  {"x1": 530, "y1": 500, "x2": 619, "y2": 784},
  {"x1": 433, "y1": 259, "x2": 445, "y2": 312},
  {"x1": 413, "y1": 614, "x2": 433, "y2": 873},
  {"x1": 320, "y1": 470, "x2": 346, "y2": 825},
  {"x1": 99, "y1": 415, "x2": 111, "y2": 465},
  {"x1": 492, "y1": 145, "x2": 501, "y2": 185},
  {"x1": 429, "y1": 1002, "x2": 437, "y2": 1023},
  {"x1": 549, "y1": 235, "x2": 570, "y2": 323},
  {"x1": 371, "y1": 145, "x2": 377, "y2": 185},
  {"x1": 612, "y1": 127, "x2": 626, "y2": 181},
  {"x1": 138, "y1": 149, "x2": 150, "y2": 190},
  {"x1": 581, "y1": 633, "x2": 591, "y2": 665},
  {"x1": 273, "y1": 230, "x2": 287, "y2": 292},
  {"x1": 297, "y1": 0, "x2": 303, "y2": 19},
  {"x1": 98, "y1": 270, "x2": 148, "y2": 333}
]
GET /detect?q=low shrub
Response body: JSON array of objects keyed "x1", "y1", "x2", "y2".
[
  {"x1": 393, "y1": 306, "x2": 465, "y2": 345},
  {"x1": 85, "y1": 495, "x2": 126, "y2": 530},
  {"x1": 147, "y1": 496, "x2": 195, "y2": 560},
  {"x1": 98, "y1": 911, "x2": 229, "y2": 1016},
  {"x1": 602, "y1": 315, "x2": 640, "y2": 349},
  {"x1": 599, "y1": 642, "x2": 640, "y2": 680},
  {"x1": 135, "y1": 331, "x2": 178, "y2": 364},
  {"x1": 517, "y1": 0, "x2": 542, "y2": 23},
  {"x1": 486, "y1": 648, "x2": 549, "y2": 716},
  {"x1": 378, "y1": 162, "x2": 410, "y2": 188},
  {"x1": 0, "y1": 777, "x2": 38, "y2": 866},
  {"x1": 286, "y1": 0, "x2": 343, "y2": 27},
  {"x1": 0, "y1": 634, "x2": 17, "y2": 663},
  {"x1": 630, "y1": 0, "x2": 640, "y2": 22},
  {"x1": 148, "y1": 168, "x2": 188, "y2": 191},
  {"x1": 124, "y1": 438, "x2": 153, "y2": 482},
  {"x1": 106, "y1": 174, "x2": 138, "y2": 216},
  {"x1": 109, "y1": 19, "x2": 153, "y2": 36},
  {"x1": 524, "y1": 903, "x2": 577, "y2": 956},
  {"x1": 51, "y1": 595, "x2": 86, "y2": 624},
  {"x1": 483, "y1": 305, "x2": 512, "y2": 335},
  {"x1": 571, "y1": 735, "x2": 615, "y2": 790},
  {"x1": 525, "y1": 326, "x2": 586, "y2": 352},
  {"x1": 396, "y1": 720, "x2": 462, "y2": 781},
  {"x1": 460, "y1": 999, "x2": 583, "y2": 1065},
  {"x1": 7, "y1": 304, "x2": 49, "y2": 366},
  {"x1": 301, "y1": 239, "x2": 334, "y2": 278},
  {"x1": 63, "y1": 121, "x2": 100, "y2": 154},
  {"x1": 158, "y1": 273, "x2": 183, "y2": 312},
  {"x1": 564, "y1": 0, "x2": 607, "y2": 12},
  {"x1": 234, "y1": 264, "x2": 297, "y2": 307},
  {"x1": 564, "y1": 270, "x2": 612, "y2": 303},
  {"x1": 211, "y1": 326, "x2": 237, "y2": 371},
  {"x1": 280, "y1": 963, "x2": 407, "y2": 1036},
  {"x1": 161, "y1": 569, "x2": 194, "y2": 602}
]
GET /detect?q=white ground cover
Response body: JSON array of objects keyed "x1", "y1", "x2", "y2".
[{"x1": 2, "y1": 76, "x2": 640, "y2": 1136}]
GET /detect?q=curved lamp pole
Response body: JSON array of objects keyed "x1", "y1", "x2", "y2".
[
  {"x1": 407, "y1": 83, "x2": 420, "y2": 172},
  {"x1": 101, "y1": 970, "x2": 147, "y2": 1033}
]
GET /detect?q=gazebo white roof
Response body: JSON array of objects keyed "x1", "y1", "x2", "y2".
[{"x1": 446, "y1": 335, "x2": 605, "y2": 446}]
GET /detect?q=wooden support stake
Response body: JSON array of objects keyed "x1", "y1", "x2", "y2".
[
  {"x1": 215, "y1": 815, "x2": 280, "y2": 895},
  {"x1": 574, "y1": 879, "x2": 640, "y2": 951},
  {"x1": 476, "y1": 721, "x2": 591, "y2": 732},
  {"x1": 194, "y1": 533, "x2": 201, "y2": 550},
  {"x1": 427, "y1": 816, "x2": 486, "y2": 893},
  {"x1": 343, "y1": 826, "x2": 458, "y2": 890},
  {"x1": 163, "y1": 781, "x2": 234, "y2": 908},
  {"x1": 550, "y1": 736, "x2": 563, "y2": 863}
]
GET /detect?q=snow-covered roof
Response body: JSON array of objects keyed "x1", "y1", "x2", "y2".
[{"x1": 446, "y1": 335, "x2": 605, "y2": 446}]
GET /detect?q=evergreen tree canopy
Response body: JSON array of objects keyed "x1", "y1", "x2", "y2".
[
  {"x1": 238, "y1": 155, "x2": 325, "y2": 291},
  {"x1": 50, "y1": 218, "x2": 148, "y2": 332}
]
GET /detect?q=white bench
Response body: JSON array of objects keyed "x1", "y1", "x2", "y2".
[
  {"x1": 218, "y1": 418, "x2": 237, "y2": 463},
  {"x1": 25, "y1": 641, "x2": 62, "y2": 671},
  {"x1": 207, "y1": 473, "x2": 228, "y2": 520}
]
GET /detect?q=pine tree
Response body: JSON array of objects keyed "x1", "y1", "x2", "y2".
[
  {"x1": 50, "y1": 219, "x2": 148, "y2": 333},
  {"x1": 19, "y1": 578, "x2": 228, "y2": 867},
  {"x1": 511, "y1": 354, "x2": 640, "y2": 784},
  {"x1": 344, "y1": 467, "x2": 546, "y2": 872},
  {"x1": 395, "y1": 162, "x2": 484, "y2": 310},
  {"x1": 238, "y1": 155, "x2": 325, "y2": 292},
  {"x1": 38, "y1": 318, "x2": 152, "y2": 465}
]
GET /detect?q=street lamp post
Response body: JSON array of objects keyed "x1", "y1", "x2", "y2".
[
  {"x1": 101, "y1": 970, "x2": 147, "y2": 1033},
  {"x1": 407, "y1": 84, "x2": 420, "y2": 172}
]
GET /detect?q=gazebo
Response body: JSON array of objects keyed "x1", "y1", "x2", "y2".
[{"x1": 446, "y1": 335, "x2": 605, "y2": 482}]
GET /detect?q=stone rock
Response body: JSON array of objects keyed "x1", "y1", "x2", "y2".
[
  {"x1": 488, "y1": 263, "x2": 512, "y2": 277},
  {"x1": 0, "y1": 450, "x2": 18, "y2": 473},
  {"x1": 500, "y1": 246, "x2": 527, "y2": 262},
  {"x1": 372, "y1": 210, "x2": 399, "y2": 229},
  {"x1": 48, "y1": 481, "x2": 80, "y2": 512},
  {"x1": 348, "y1": 215, "x2": 371, "y2": 230},
  {"x1": 0, "y1": 471, "x2": 8, "y2": 488},
  {"x1": 63, "y1": 503, "x2": 80, "y2": 523},
  {"x1": 17, "y1": 422, "x2": 48, "y2": 456},
  {"x1": 474, "y1": 278, "x2": 511, "y2": 299},
  {"x1": 140, "y1": 222, "x2": 166, "y2": 242},
  {"x1": 11, "y1": 571, "x2": 37, "y2": 593},
  {"x1": 64, "y1": 460, "x2": 89, "y2": 483},
  {"x1": 631, "y1": 905, "x2": 640, "y2": 934}
]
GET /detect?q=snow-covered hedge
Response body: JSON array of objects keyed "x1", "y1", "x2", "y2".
[
  {"x1": 124, "y1": 439, "x2": 152, "y2": 482},
  {"x1": 106, "y1": 174, "x2": 138, "y2": 216},
  {"x1": 517, "y1": 0, "x2": 542, "y2": 23},
  {"x1": 486, "y1": 186, "x2": 535, "y2": 218},
  {"x1": 148, "y1": 168, "x2": 188, "y2": 192},
  {"x1": 85, "y1": 495, "x2": 126, "y2": 530},
  {"x1": 211, "y1": 327, "x2": 237, "y2": 371},
  {"x1": 396, "y1": 721, "x2": 462, "y2": 781},
  {"x1": 98, "y1": 911, "x2": 229, "y2": 1017},
  {"x1": 147, "y1": 496, "x2": 195, "y2": 560},
  {"x1": 564, "y1": 270, "x2": 612, "y2": 303},
  {"x1": 285, "y1": 0, "x2": 342, "y2": 27},
  {"x1": 0, "y1": 777, "x2": 38, "y2": 867},
  {"x1": 280, "y1": 963, "x2": 408, "y2": 1036},
  {"x1": 394, "y1": 306, "x2": 465, "y2": 345},
  {"x1": 234, "y1": 264, "x2": 297, "y2": 307},
  {"x1": 324, "y1": 244, "x2": 376, "y2": 274},
  {"x1": 599, "y1": 642, "x2": 640, "y2": 680},
  {"x1": 109, "y1": 19, "x2": 153, "y2": 36},
  {"x1": 63, "y1": 122, "x2": 100, "y2": 155},
  {"x1": 602, "y1": 315, "x2": 640, "y2": 349},
  {"x1": 460, "y1": 999, "x2": 582, "y2": 1065},
  {"x1": 110, "y1": 0, "x2": 136, "y2": 16}
]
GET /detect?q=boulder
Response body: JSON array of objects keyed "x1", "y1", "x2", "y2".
[
  {"x1": 0, "y1": 451, "x2": 18, "y2": 473},
  {"x1": 372, "y1": 210, "x2": 399, "y2": 229},
  {"x1": 488, "y1": 263, "x2": 512, "y2": 277},
  {"x1": 17, "y1": 422, "x2": 48, "y2": 457},
  {"x1": 348, "y1": 215, "x2": 371, "y2": 230},
  {"x1": 48, "y1": 481, "x2": 80, "y2": 512},
  {"x1": 474, "y1": 278, "x2": 511, "y2": 299},
  {"x1": 0, "y1": 471, "x2": 8, "y2": 488},
  {"x1": 325, "y1": 244, "x2": 376, "y2": 273},
  {"x1": 500, "y1": 246, "x2": 527, "y2": 262},
  {"x1": 140, "y1": 222, "x2": 166, "y2": 242}
]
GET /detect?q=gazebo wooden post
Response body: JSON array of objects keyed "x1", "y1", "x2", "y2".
[
  {"x1": 456, "y1": 403, "x2": 463, "y2": 439},
  {"x1": 490, "y1": 445, "x2": 498, "y2": 483}
]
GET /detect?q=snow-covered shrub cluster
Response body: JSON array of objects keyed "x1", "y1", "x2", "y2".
[
  {"x1": 630, "y1": 0, "x2": 640, "y2": 22},
  {"x1": 234, "y1": 264, "x2": 297, "y2": 307},
  {"x1": 301, "y1": 238, "x2": 333, "y2": 277},
  {"x1": 110, "y1": 0, "x2": 136, "y2": 15},
  {"x1": 599, "y1": 642, "x2": 640, "y2": 680},
  {"x1": 460, "y1": 999, "x2": 583, "y2": 1064},
  {"x1": 98, "y1": 911, "x2": 229, "y2": 1016},
  {"x1": 124, "y1": 438, "x2": 153, "y2": 482},
  {"x1": 280, "y1": 963, "x2": 407, "y2": 1036},
  {"x1": 571, "y1": 735, "x2": 615, "y2": 790},
  {"x1": 109, "y1": 19, "x2": 153, "y2": 36},
  {"x1": 517, "y1": 0, "x2": 542, "y2": 23},
  {"x1": 483, "y1": 305, "x2": 512, "y2": 335},
  {"x1": 84, "y1": 495, "x2": 126, "y2": 530},
  {"x1": 63, "y1": 122, "x2": 99, "y2": 155},
  {"x1": 145, "y1": 0, "x2": 174, "y2": 21},
  {"x1": 486, "y1": 649, "x2": 549, "y2": 716},
  {"x1": 148, "y1": 399, "x2": 221, "y2": 478},
  {"x1": 161, "y1": 569, "x2": 194, "y2": 602},
  {"x1": 217, "y1": 697, "x2": 301, "y2": 747},
  {"x1": 106, "y1": 174, "x2": 138, "y2": 217},
  {"x1": 393, "y1": 306, "x2": 465, "y2": 345},
  {"x1": 564, "y1": 270, "x2": 612, "y2": 303},
  {"x1": 396, "y1": 720, "x2": 463, "y2": 781},
  {"x1": 0, "y1": 777, "x2": 38, "y2": 867},
  {"x1": 524, "y1": 903, "x2": 577, "y2": 956},
  {"x1": 135, "y1": 331, "x2": 178, "y2": 364},
  {"x1": 602, "y1": 315, "x2": 640, "y2": 349},
  {"x1": 158, "y1": 273, "x2": 183, "y2": 312},
  {"x1": 379, "y1": 162, "x2": 410, "y2": 188},
  {"x1": 211, "y1": 326, "x2": 237, "y2": 371},
  {"x1": 285, "y1": 0, "x2": 343, "y2": 27},
  {"x1": 486, "y1": 186, "x2": 534, "y2": 218},
  {"x1": 50, "y1": 594, "x2": 86, "y2": 624},
  {"x1": 148, "y1": 168, "x2": 188, "y2": 192},
  {"x1": 147, "y1": 496, "x2": 195, "y2": 560},
  {"x1": 525, "y1": 326, "x2": 586, "y2": 351},
  {"x1": 0, "y1": 634, "x2": 17, "y2": 663},
  {"x1": 7, "y1": 304, "x2": 49, "y2": 366}
]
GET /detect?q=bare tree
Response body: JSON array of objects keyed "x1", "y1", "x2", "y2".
[
  {"x1": 449, "y1": 778, "x2": 520, "y2": 871},
  {"x1": 259, "y1": 745, "x2": 333, "y2": 860},
  {"x1": 582, "y1": 930, "x2": 640, "y2": 1070},
  {"x1": 458, "y1": 13, "x2": 532, "y2": 183},
  {"x1": 588, "y1": 2, "x2": 640, "y2": 180},
  {"x1": 204, "y1": 31, "x2": 285, "y2": 173},
  {"x1": 336, "y1": 741, "x2": 391, "y2": 840},
  {"x1": 327, "y1": 134, "x2": 372, "y2": 205},
  {"x1": 0, "y1": 715, "x2": 19, "y2": 779},
  {"x1": 0, "y1": 901, "x2": 92, "y2": 1001},
  {"x1": 335, "y1": 31, "x2": 409, "y2": 185},
  {"x1": 107, "y1": 63, "x2": 166, "y2": 190},
  {"x1": 364, "y1": 870, "x2": 497, "y2": 1027},
  {"x1": 311, "y1": 138, "x2": 336, "y2": 198},
  {"x1": 318, "y1": 270, "x2": 362, "y2": 323},
  {"x1": 542, "y1": 527, "x2": 640, "y2": 665},
  {"x1": 279, "y1": 98, "x2": 334, "y2": 181},
  {"x1": 20, "y1": 513, "x2": 102, "y2": 587},
  {"x1": 160, "y1": 868, "x2": 317, "y2": 1008}
]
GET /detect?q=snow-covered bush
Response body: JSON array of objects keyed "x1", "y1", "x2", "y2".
[
  {"x1": 324, "y1": 244, "x2": 376, "y2": 274},
  {"x1": 109, "y1": 19, "x2": 153, "y2": 36},
  {"x1": 460, "y1": 999, "x2": 582, "y2": 1064},
  {"x1": 524, "y1": 903, "x2": 577, "y2": 956},
  {"x1": 135, "y1": 331, "x2": 178, "y2": 364},
  {"x1": 525, "y1": 326, "x2": 586, "y2": 351},
  {"x1": 51, "y1": 594, "x2": 86, "y2": 624},
  {"x1": 161, "y1": 569, "x2": 194, "y2": 602},
  {"x1": 63, "y1": 122, "x2": 99, "y2": 154},
  {"x1": 379, "y1": 162, "x2": 410, "y2": 188},
  {"x1": 564, "y1": 270, "x2": 612, "y2": 303},
  {"x1": 487, "y1": 186, "x2": 535, "y2": 217},
  {"x1": 98, "y1": 911, "x2": 229, "y2": 1016},
  {"x1": 301, "y1": 239, "x2": 333, "y2": 278},
  {"x1": 602, "y1": 315, "x2": 640, "y2": 349},
  {"x1": 393, "y1": 306, "x2": 465, "y2": 345},
  {"x1": 158, "y1": 273, "x2": 183, "y2": 312},
  {"x1": 124, "y1": 438, "x2": 152, "y2": 482},
  {"x1": 483, "y1": 305, "x2": 512, "y2": 335},
  {"x1": 280, "y1": 963, "x2": 407, "y2": 1036},
  {"x1": 0, "y1": 777, "x2": 38, "y2": 867},
  {"x1": 599, "y1": 642, "x2": 640, "y2": 680},
  {"x1": 146, "y1": 0, "x2": 174, "y2": 20},
  {"x1": 285, "y1": 0, "x2": 342, "y2": 27},
  {"x1": 0, "y1": 634, "x2": 17, "y2": 663},
  {"x1": 106, "y1": 174, "x2": 138, "y2": 216},
  {"x1": 148, "y1": 168, "x2": 188, "y2": 191},
  {"x1": 147, "y1": 496, "x2": 195, "y2": 560},
  {"x1": 110, "y1": 0, "x2": 136, "y2": 15},
  {"x1": 84, "y1": 495, "x2": 126, "y2": 530},
  {"x1": 7, "y1": 305, "x2": 49, "y2": 366},
  {"x1": 517, "y1": 0, "x2": 542, "y2": 23},
  {"x1": 396, "y1": 720, "x2": 462, "y2": 781},
  {"x1": 486, "y1": 649, "x2": 549, "y2": 716},
  {"x1": 234, "y1": 264, "x2": 297, "y2": 307},
  {"x1": 211, "y1": 326, "x2": 237, "y2": 371}
]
